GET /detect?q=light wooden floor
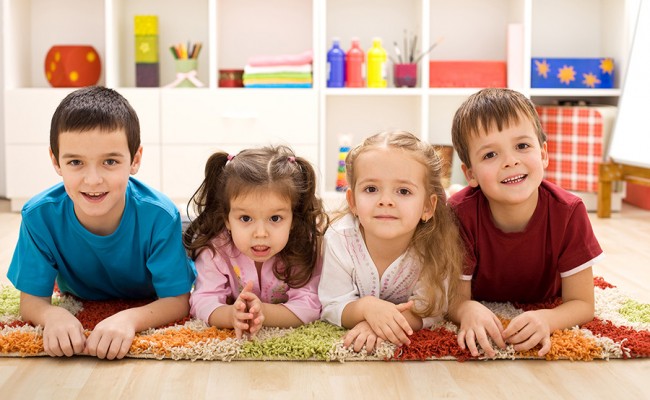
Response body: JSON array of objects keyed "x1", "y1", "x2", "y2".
[{"x1": 0, "y1": 204, "x2": 649, "y2": 399}]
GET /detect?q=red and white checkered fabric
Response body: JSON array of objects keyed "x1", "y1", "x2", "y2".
[{"x1": 536, "y1": 106, "x2": 603, "y2": 193}]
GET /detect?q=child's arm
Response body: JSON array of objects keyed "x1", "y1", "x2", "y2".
[
  {"x1": 502, "y1": 267, "x2": 594, "y2": 356},
  {"x1": 341, "y1": 297, "x2": 414, "y2": 346},
  {"x1": 84, "y1": 292, "x2": 190, "y2": 360},
  {"x1": 447, "y1": 280, "x2": 506, "y2": 357},
  {"x1": 19, "y1": 292, "x2": 86, "y2": 357}
]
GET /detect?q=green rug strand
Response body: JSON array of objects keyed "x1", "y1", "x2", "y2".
[
  {"x1": 619, "y1": 299, "x2": 650, "y2": 323},
  {"x1": 241, "y1": 321, "x2": 345, "y2": 360},
  {"x1": 0, "y1": 286, "x2": 21, "y2": 317}
]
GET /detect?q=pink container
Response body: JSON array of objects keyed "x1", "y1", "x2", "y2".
[{"x1": 393, "y1": 63, "x2": 417, "y2": 87}]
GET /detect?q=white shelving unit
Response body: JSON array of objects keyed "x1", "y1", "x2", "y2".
[{"x1": 1, "y1": 0, "x2": 639, "y2": 211}]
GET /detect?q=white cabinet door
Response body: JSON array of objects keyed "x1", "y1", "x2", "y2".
[{"x1": 160, "y1": 90, "x2": 318, "y2": 145}]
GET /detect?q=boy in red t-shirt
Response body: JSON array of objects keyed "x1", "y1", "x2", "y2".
[{"x1": 447, "y1": 88, "x2": 603, "y2": 357}]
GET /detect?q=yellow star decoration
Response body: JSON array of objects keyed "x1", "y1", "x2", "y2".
[
  {"x1": 600, "y1": 58, "x2": 614, "y2": 75},
  {"x1": 582, "y1": 72, "x2": 601, "y2": 88},
  {"x1": 139, "y1": 42, "x2": 151, "y2": 54},
  {"x1": 535, "y1": 59, "x2": 551, "y2": 78},
  {"x1": 557, "y1": 65, "x2": 576, "y2": 85}
]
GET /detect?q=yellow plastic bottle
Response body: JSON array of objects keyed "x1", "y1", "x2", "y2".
[{"x1": 366, "y1": 37, "x2": 387, "y2": 88}]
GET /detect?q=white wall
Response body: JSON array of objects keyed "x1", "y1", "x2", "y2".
[{"x1": 0, "y1": 1, "x2": 6, "y2": 198}]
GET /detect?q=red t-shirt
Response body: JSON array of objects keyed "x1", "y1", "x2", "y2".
[{"x1": 449, "y1": 180, "x2": 603, "y2": 303}]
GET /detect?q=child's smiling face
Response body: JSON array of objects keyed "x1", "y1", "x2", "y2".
[
  {"x1": 461, "y1": 117, "x2": 549, "y2": 210},
  {"x1": 50, "y1": 128, "x2": 141, "y2": 236}
]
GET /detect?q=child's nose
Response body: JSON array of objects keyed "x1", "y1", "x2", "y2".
[
  {"x1": 378, "y1": 193, "x2": 395, "y2": 207},
  {"x1": 503, "y1": 152, "x2": 520, "y2": 168},
  {"x1": 84, "y1": 167, "x2": 103, "y2": 184},
  {"x1": 253, "y1": 222, "x2": 269, "y2": 237}
]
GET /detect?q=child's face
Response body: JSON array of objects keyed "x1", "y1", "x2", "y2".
[
  {"x1": 347, "y1": 147, "x2": 435, "y2": 247},
  {"x1": 225, "y1": 190, "x2": 293, "y2": 267},
  {"x1": 50, "y1": 128, "x2": 142, "y2": 235},
  {"x1": 461, "y1": 118, "x2": 549, "y2": 209}
]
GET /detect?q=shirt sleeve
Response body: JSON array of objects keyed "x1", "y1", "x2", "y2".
[
  {"x1": 281, "y1": 257, "x2": 322, "y2": 324},
  {"x1": 558, "y1": 201, "x2": 604, "y2": 277},
  {"x1": 6, "y1": 216, "x2": 58, "y2": 297},
  {"x1": 189, "y1": 248, "x2": 233, "y2": 323},
  {"x1": 318, "y1": 234, "x2": 360, "y2": 326},
  {"x1": 146, "y1": 214, "x2": 196, "y2": 298}
]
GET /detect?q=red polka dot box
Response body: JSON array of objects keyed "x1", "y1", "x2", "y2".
[{"x1": 44, "y1": 45, "x2": 101, "y2": 87}]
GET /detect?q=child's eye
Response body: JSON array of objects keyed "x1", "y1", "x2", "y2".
[
  {"x1": 483, "y1": 151, "x2": 497, "y2": 160},
  {"x1": 67, "y1": 160, "x2": 82, "y2": 166},
  {"x1": 397, "y1": 188, "x2": 412, "y2": 195},
  {"x1": 104, "y1": 159, "x2": 118, "y2": 166},
  {"x1": 270, "y1": 215, "x2": 283, "y2": 223},
  {"x1": 239, "y1": 216, "x2": 252, "y2": 223},
  {"x1": 516, "y1": 143, "x2": 531, "y2": 150},
  {"x1": 363, "y1": 186, "x2": 378, "y2": 193}
]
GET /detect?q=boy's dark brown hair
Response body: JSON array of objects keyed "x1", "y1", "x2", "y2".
[
  {"x1": 451, "y1": 88, "x2": 546, "y2": 168},
  {"x1": 49, "y1": 86, "x2": 141, "y2": 164},
  {"x1": 183, "y1": 145, "x2": 329, "y2": 288}
]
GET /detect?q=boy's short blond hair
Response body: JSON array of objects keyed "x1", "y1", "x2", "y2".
[{"x1": 451, "y1": 88, "x2": 546, "y2": 168}]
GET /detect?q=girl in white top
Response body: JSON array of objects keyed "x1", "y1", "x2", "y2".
[{"x1": 319, "y1": 131, "x2": 465, "y2": 353}]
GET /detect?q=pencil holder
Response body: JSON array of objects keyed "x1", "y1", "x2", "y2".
[
  {"x1": 165, "y1": 59, "x2": 204, "y2": 88},
  {"x1": 393, "y1": 63, "x2": 417, "y2": 88}
]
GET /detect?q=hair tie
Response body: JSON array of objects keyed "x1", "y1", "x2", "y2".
[
  {"x1": 287, "y1": 156, "x2": 296, "y2": 163},
  {"x1": 227, "y1": 154, "x2": 235, "y2": 161}
]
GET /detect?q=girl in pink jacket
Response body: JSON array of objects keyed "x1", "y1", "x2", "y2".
[{"x1": 184, "y1": 145, "x2": 328, "y2": 338}]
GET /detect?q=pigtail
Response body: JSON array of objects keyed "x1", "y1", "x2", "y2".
[
  {"x1": 183, "y1": 151, "x2": 231, "y2": 259},
  {"x1": 273, "y1": 150, "x2": 329, "y2": 288}
]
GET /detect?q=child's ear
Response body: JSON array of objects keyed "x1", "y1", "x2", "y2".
[
  {"x1": 346, "y1": 188, "x2": 357, "y2": 215},
  {"x1": 461, "y1": 163, "x2": 479, "y2": 187},
  {"x1": 541, "y1": 141, "x2": 549, "y2": 169},
  {"x1": 49, "y1": 147, "x2": 62, "y2": 176},
  {"x1": 130, "y1": 146, "x2": 143, "y2": 175},
  {"x1": 422, "y1": 194, "x2": 438, "y2": 222}
]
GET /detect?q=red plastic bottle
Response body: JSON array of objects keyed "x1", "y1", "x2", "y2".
[{"x1": 345, "y1": 38, "x2": 365, "y2": 87}]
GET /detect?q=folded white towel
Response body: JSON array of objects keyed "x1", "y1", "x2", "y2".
[{"x1": 244, "y1": 64, "x2": 313, "y2": 74}]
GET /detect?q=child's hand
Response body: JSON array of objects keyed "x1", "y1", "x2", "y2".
[
  {"x1": 84, "y1": 310, "x2": 137, "y2": 360},
  {"x1": 231, "y1": 281, "x2": 265, "y2": 338},
  {"x1": 343, "y1": 320, "x2": 384, "y2": 353},
  {"x1": 502, "y1": 310, "x2": 551, "y2": 356},
  {"x1": 42, "y1": 308, "x2": 86, "y2": 357},
  {"x1": 457, "y1": 300, "x2": 506, "y2": 357},
  {"x1": 362, "y1": 297, "x2": 414, "y2": 347}
]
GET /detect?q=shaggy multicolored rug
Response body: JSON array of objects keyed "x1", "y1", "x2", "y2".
[{"x1": 1, "y1": 277, "x2": 648, "y2": 361}]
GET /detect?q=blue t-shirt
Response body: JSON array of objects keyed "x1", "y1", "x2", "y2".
[{"x1": 7, "y1": 177, "x2": 196, "y2": 300}]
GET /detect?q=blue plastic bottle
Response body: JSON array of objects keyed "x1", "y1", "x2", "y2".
[{"x1": 327, "y1": 38, "x2": 345, "y2": 88}]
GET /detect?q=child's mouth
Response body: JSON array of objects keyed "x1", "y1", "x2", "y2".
[
  {"x1": 82, "y1": 192, "x2": 108, "y2": 201},
  {"x1": 251, "y1": 245, "x2": 271, "y2": 257},
  {"x1": 501, "y1": 174, "x2": 527, "y2": 184}
]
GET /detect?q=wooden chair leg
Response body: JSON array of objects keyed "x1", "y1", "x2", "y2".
[
  {"x1": 597, "y1": 180, "x2": 612, "y2": 218},
  {"x1": 597, "y1": 162, "x2": 622, "y2": 218}
]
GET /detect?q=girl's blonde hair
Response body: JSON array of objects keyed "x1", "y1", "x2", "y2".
[
  {"x1": 344, "y1": 131, "x2": 464, "y2": 318},
  {"x1": 183, "y1": 145, "x2": 329, "y2": 288}
]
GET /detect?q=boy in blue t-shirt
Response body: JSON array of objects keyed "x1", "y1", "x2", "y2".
[{"x1": 7, "y1": 86, "x2": 196, "y2": 360}]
